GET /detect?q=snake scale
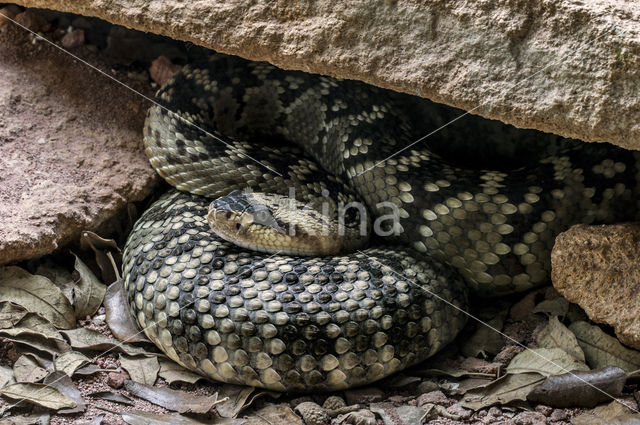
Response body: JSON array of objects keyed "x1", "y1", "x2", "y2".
[{"x1": 123, "y1": 54, "x2": 640, "y2": 392}]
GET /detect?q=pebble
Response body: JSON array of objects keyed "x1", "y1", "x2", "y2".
[
  {"x1": 513, "y1": 411, "x2": 547, "y2": 425},
  {"x1": 549, "y1": 409, "x2": 568, "y2": 422},
  {"x1": 61, "y1": 28, "x2": 85, "y2": 48},
  {"x1": 416, "y1": 390, "x2": 451, "y2": 407},
  {"x1": 417, "y1": 380, "x2": 439, "y2": 393},
  {"x1": 447, "y1": 403, "x2": 473, "y2": 419},
  {"x1": 107, "y1": 371, "x2": 128, "y2": 389}
]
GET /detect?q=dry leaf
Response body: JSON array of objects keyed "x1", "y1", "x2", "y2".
[
  {"x1": 157, "y1": 358, "x2": 202, "y2": 384},
  {"x1": 0, "y1": 365, "x2": 14, "y2": 389},
  {"x1": 60, "y1": 328, "x2": 155, "y2": 356},
  {"x1": 0, "y1": 413, "x2": 51, "y2": 425},
  {"x1": 80, "y1": 231, "x2": 121, "y2": 285},
  {"x1": 120, "y1": 411, "x2": 220, "y2": 425},
  {"x1": 370, "y1": 403, "x2": 431, "y2": 425},
  {"x1": 119, "y1": 355, "x2": 159, "y2": 386},
  {"x1": 216, "y1": 385, "x2": 256, "y2": 418},
  {"x1": 0, "y1": 301, "x2": 28, "y2": 328},
  {"x1": 459, "y1": 373, "x2": 545, "y2": 410},
  {"x1": 461, "y1": 316, "x2": 505, "y2": 358},
  {"x1": 0, "y1": 382, "x2": 76, "y2": 410},
  {"x1": 569, "y1": 321, "x2": 640, "y2": 372},
  {"x1": 4, "y1": 313, "x2": 67, "y2": 342},
  {"x1": 124, "y1": 380, "x2": 222, "y2": 414},
  {"x1": 13, "y1": 355, "x2": 47, "y2": 383},
  {"x1": 88, "y1": 390, "x2": 134, "y2": 405},
  {"x1": 532, "y1": 297, "x2": 569, "y2": 318},
  {"x1": 245, "y1": 404, "x2": 303, "y2": 425},
  {"x1": 35, "y1": 257, "x2": 76, "y2": 303},
  {"x1": 53, "y1": 351, "x2": 91, "y2": 377},
  {"x1": 2, "y1": 332, "x2": 70, "y2": 357},
  {"x1": 506, "y1": 347, "x2": 589, "y2": 377},
  {"x1": 0, "y1": 266, "x2": 75, "y2": 329},
  {"x1": 527, "y1": 366, "x2": 626, "y2": 407},
  {"x1": 536, "y1": 316, "x2": 585, "y2": 362},
  {"x1": 71, "y1": 253, "x2": 106, "y2": 317},
  {"x1": 571, "y1": 400, "x2": 640, "y2": 425},
  {"x1": 43, "y1": 371, "x2": 86, "y2": 414},
  {"x1": 104, "y1": 280, "x2": 149, "y2": 343}
]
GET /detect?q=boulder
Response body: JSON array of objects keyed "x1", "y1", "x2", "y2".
[
  {"x1": 551, "y1": 223, "x2": 640, "y2": 350},
  {"x1": 6, "y1": 0, "x2": 640, "y2": 150},
  {"x1": 0, "y1": 24, "x2": 157, "y2": 265}
]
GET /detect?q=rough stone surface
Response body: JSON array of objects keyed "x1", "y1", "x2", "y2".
[
  {"x1": 551, "y1": 223, "x2": 640, "y2": 350},
  {"x1": 6, "y1": 0, "x2": 640, "y2": 149},
  {"x1": 0, "y1": 23, "x2": 157, "y2": 265}
]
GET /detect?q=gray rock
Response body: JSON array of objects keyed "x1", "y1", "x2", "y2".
[
  {"x1": 0, "y1": 24, "x2": 157, "y2": 265},
  {"x1": 8, "y1": 0, "x2": 640, "y2": 149}
]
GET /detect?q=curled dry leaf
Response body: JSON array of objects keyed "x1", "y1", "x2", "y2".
[
  {"x1": 569, "y1": 321, "x2": 640, "y2": 372},
  {"x1": 104, "y1": 280, "x2": 149, "y2": 343},
  {"x1": 119, "y1": 355, "x2": 159, "y2": 386},
  {"x1": 0, "y1": 382, "x2": 76, "y2": 410},
  {"x1": 527, "y1": 366, "x2": 626, "y2": 407},
  {"x1": 536, "y1": 316, "x2": 585, "y2": 362},
  {"x1": 0, "y1": 266, "x2": 75, "y2": 329},
  {"x1": 124, "y1": 380, "x2": 222, "y2": 414},
  {"x1": 71, "y1": 253, "x2": 107, "y2": 317},
  {"x1": 215, "y1": 385, "x2": 256, "y2": 418},
  {"x1": 506, "y1": 347, "x2": 589, "y2": 377},
  {"x1": 80, "y1": 231, "x2": 121, "y2": 285},
  {"x1": 459, "y1": 373, "x2": 546, "y2": 410},
  {"x1": 43, "y1": 371, "x2": 86, "y2": 414}
]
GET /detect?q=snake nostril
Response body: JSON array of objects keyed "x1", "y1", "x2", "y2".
[
  {"x1": 235, "y1": 223, "x2": 241, "y2": 231},
  {"x1": 226, "y1": 211, "x2": 232, "y2": 219}
]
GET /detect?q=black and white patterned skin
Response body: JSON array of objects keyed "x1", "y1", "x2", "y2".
[{"x1": 123, "y1": 54, "x2": 640, "y2": 391}]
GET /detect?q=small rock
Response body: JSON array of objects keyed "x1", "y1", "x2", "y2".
[
  {"x1": 494, "y1": 344, "x2": 524, "y2": 365},
  {"x1": 345, "y1": 387, "x2": 385, "y2": 405},
  {"x1": 549, "y1": 409, "x2": 568, "y2": 422},
  {"x1": 294, "y1": 401, "x2": 330, "y2": 425},
  {"x1": 322, "y1": 395, "x2": 346, "y2": 410},
  {"x1": 416, "y1": 390, "x2": 451, "y2": 407},
  {"x1": 512, "y1": 410, "x2": 547, "y2": 425},
  {"x1": 552, "y1": 223, "x2": 640, "y2": 350},
  {"x1": 149, "y1": 55, "x2": 181, "y2": 86},
  {"x1": 61, "y1": 28, "x2": 85, "y2": 48},
  {"x1": 107, "y1": 371, "x2": 128, "y2": 389},
  {"x1": 535, "y1": 405, "x2": 553, "y2": 416},
  {"x1": 417, "y1": 380, "x2": 439, "y2": 393},
  {"x1": 447, "y1": 403, "x2": 473, "y2": 419},
  {"x1": 13, "y1": 10, "x2": 50, "y2": 32},
  {"x1": 92, "y1": 314, "x2": 106, "y2": 326}
]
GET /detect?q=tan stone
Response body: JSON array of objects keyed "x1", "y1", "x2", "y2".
[
  {"x1": 0, "y1": 24, "x2": 157, "y2": 265},
  {"x1": 551, "y1": 224, "x2": 640, "y2": 350},
  {"x1": 7, "y1": 0, "x2": 640, "y2": 149}
]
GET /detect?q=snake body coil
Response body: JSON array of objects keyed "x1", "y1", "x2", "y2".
[{"x1": 123, "y1": 55, "x2": 640, "y2": 391}]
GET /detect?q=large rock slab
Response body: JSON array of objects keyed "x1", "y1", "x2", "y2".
[
  {"x1": 551, "y1": 224, "x2": 640, "y2": 350},
  {"x1": 0, "y1": 23, "x2": 157, "y2": 265},
  {"x1": 7, "y1": 0, "x2": 640, "y2": 150}
]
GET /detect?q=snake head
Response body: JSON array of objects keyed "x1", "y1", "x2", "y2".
[{"x1": 206, "y1": 189, "x2": 358, "y2": 256}]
